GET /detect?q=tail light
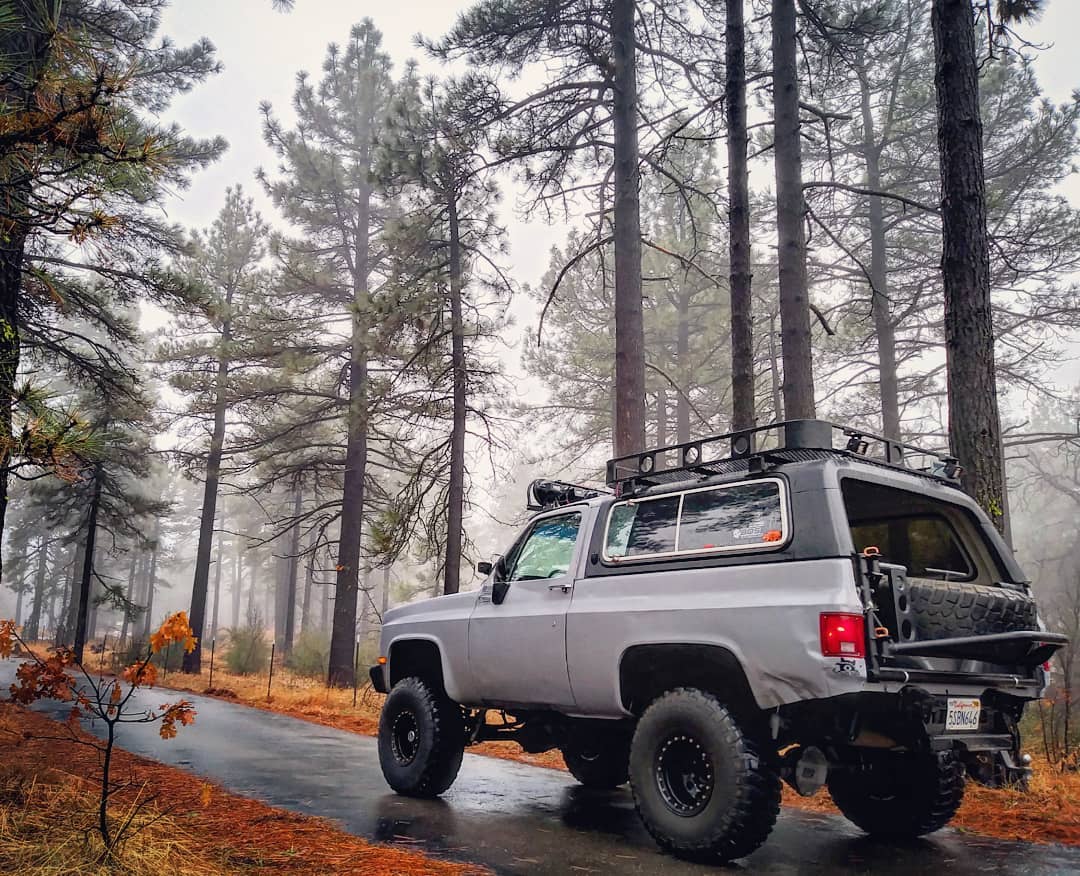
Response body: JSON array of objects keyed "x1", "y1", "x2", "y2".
[{"x1": 820, "y1": 613, "x2": 866, "y2": 659}]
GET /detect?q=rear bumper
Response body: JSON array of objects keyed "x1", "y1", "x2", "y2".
[{"x1": 369, "y1": 664, "x2": 388, "y2": 694}]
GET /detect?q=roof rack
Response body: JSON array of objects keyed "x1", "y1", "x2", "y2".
[
  {"x1": 527, "y1": 479, "x2": 609, "y2": 511},
  {"x1": 605, "y1": 419, "x2": 962, "y2": 496}
]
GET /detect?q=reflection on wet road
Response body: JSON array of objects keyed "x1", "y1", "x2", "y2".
[{"x1": 2, "y1": 659, "x2": 1077, "y2": 874}]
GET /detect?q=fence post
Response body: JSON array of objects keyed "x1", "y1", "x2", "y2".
[
  {"x1": 267, "y1": 642, "x2": 276, "y2": 702},
  {"x1": 352, "y1": 635, "x2": 360, "y2": 708},
  {"x1": 208, "y1": 638, "x2": 216, "y2": 690}
]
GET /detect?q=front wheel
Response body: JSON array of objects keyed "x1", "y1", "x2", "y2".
[
  {"x1": 628, "y1": 688, "x2": 781, "y2": 863},
  {"x1": 827, "y1": 751, "x2": 965, "y2": 838},
  {"x1": 377, "y1": 676, "x2": 465, "y2": 797}
]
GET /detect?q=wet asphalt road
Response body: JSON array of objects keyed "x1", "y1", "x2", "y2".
[{"x1": 3, "y1": 659, "x2": 1079, "y2": 875}]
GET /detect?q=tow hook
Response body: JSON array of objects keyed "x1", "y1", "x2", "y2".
[{"x1": 781, "y1": 746, "x2": 829, "y2": 797}]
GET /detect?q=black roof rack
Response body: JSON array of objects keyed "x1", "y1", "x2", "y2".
[
  {"x1": 605, "y1": 419, "x2": 962, "y2": 496},
  {"x1": 527, "y1": 479, "x2": 610, "y2": 511}
]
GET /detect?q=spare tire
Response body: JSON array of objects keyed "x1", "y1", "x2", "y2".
[{"x1": 907, "y1": 580, "x2": 1037, "y2": 641}]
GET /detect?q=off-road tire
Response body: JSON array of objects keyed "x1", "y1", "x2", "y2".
[
  {"x1": 378, "y1": 676, "x2": 465, "y2": 798},
  {"x1": 908, "y1": 580, "x2": 1036, "y2": 641},
  {"x1": 827, "y1": 751, "x2": 965, "y2": 838},
  {"x1": 562, "y1": 729, "x2": 631, "y2": 789},
  {"x1": 628, "y1": 688, "x2": 781, "y2": 863}
]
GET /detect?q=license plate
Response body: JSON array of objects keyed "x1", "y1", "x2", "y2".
[{"x1": 945, "y1": 698, "x2": 981, "y2": 732}]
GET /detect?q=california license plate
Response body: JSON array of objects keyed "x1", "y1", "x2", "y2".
[{"x1": 945, "y1": 698, "x2": 981, "y2": 732}]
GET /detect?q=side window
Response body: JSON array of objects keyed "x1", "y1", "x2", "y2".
[
  {"x1": 603, "y1": 479, "x2": 787, "y2": 561},
  {"x1": 850, "y1": 516, "x2": 972, "y2": 580},
  {"x1": 679, "y1": 482, "x2": 784, "y2": 552},
  {"x1": 606, "y1": 495, "x2": 679, "y2": 558},
  {"x1": 509, "y1": 512, "x2": 582, "y2": 580}
]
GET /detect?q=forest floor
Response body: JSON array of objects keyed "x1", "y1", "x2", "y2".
[
  {"x1": 19, "y1": 642, "x2": 1080, "y2": 849},
  {"x1": 133, "y1": 659, "x2": 1080, "y2": 848},
  {"x1": 0, "y1": 702, "x2": 484, "y2": 875}
]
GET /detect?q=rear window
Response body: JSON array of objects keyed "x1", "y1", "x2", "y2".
[
  {"x1": 850, "y1": 515, "x2": 973, "y2": 580},
  {"x1": 603, "y1": 479, "x2": 787, "y2": 562}
]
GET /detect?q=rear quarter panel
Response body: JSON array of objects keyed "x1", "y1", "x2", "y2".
[{"x1": 566, "y1": 557, "x2": 867, "y2": 715}]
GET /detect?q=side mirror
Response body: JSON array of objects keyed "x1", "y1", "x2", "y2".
[{"x1": 477, "y1": 560, "x2": 493, "y2": 576}]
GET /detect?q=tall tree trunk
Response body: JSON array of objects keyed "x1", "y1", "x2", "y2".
[
  {"x1": 444, "y1": 198, "x2": 467, "y2": 596},
  {"x1": 231, "y1": 535, "x2": 242, "y2": 630},
  {"x1": 328, "y1": 195, "x2": 373, "y2": 686},
  {"x1": 727, "y1": 0, "x2": 755, "y2": 432},
  {"x1": 141, "y1": 519, "x2": 160, "y2": 641},
  {"x1": 118, "y1": 551, "x2": 139, "y2": 649},
  {"x1": 300, "y1": 539, "x2": 314, "y2": 635},
  {"x1": 611, "y1": 0, "x2": 646, "y2": 456},
  {"x1": 931, "y1": 0, "x2": 1005, "y2": 530},
  {"x1": 771, "y1": 0, "x2": 816, "y2": 420},
  {"x1": 183, "y1": 298, "x2": 232, "y2": 672},
  {"x1": 855, "y1": 52, "x2": 901, "y2": 439},
  {"x1": 656, "y1": 385, "x2": 668, "y2": 448},
  {"x1": 25, "y1": 535, "x2": 48, "y2": 640},
  {"x1": 73, "y1": 463, "x2": 103, "y2": 664},
  {"x1": 283, "y1": 478, "x2": 301, "y2": 653},
  {"x1": 14, "y1": 576, "x2": 23, "y2": 628},
  {"x1": 676, "y1": 293, "x2": 691, "y2": 444},
  {"x1": 210, "y1": 528, "x2": 224, "y2": 647},
  {"x1": 768, "y1": 311, "x2": 783, "y2": 422}
]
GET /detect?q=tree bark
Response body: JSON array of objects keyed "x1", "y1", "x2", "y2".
[
  {"x1": 444, "y1": 198, "x2": 467, "y2": 596},
  {"x1": 727, "y1": 0, "x2": 755, "y2": 432},
  {"x1": 183, "y1": 291, "x2": 233, "y2": 672},
  {"x1": 932, "y1": 0, "x2": 1006, "y2": 530},
  {"x1": 855, "y1": 50, "x2": 901, "y2": 439},
  {"x1": 231, "y1": 535, "x2": 242, "y2": 630},
  {"x1": 300, "y1": 537, "x2": 314, "y2": 634},
  {"x1": 675, "y1": 292, "x2": 691, "y2": 444},
  {"x1": 73, "y1": 463, "x2": 103, "y2": 664},
  {"x1": 283, "y1": 478, "x2": 301, "y2": 653},
  {"x1": 140, "y1": 519, "x2": 160, "y2": 641},
  {"x1": 328, "y1": 154, "x2": 373, "y2": 687},
  {"x1": 611, "y1": 0, "x2": 646, "y2": 456},
  {"x1": 25, "y1": 535, "x2": 48, "y2": 641},
  {"x1": 118, "y1": 550, "x2": 138, "y2": 649},
  {"x1": 771, "y1": 0, "x2": 816, "y2": 420}
]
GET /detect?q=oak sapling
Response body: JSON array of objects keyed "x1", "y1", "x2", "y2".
[{"x1": 0, "y1": 612, "x2": 199, "y2": 861}]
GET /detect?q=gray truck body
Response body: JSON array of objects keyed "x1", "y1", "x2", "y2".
[{"x1": 375, "y1": 455, "x2": 1044, "y2": 716}]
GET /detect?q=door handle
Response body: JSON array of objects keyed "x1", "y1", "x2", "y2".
[{"x1": 548, "y1": 582, "x2": 571, "y2": 593}]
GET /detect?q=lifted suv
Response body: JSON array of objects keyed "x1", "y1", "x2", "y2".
[{"x1": 371, "y1": 420, "x2": 1065, "y2": 863}]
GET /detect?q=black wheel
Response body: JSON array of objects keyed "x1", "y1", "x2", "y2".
[
  {"x1": 827, "y1": 751, "x2": 965, "y2": 838},
  {"x1": 561, "y1": 727, "x2": 630, "y2": 789},
  {"x1": 628, "y1": 688, "x2": 781, "y2": 863},
  {"x1": 378, "y1": 676, "x2": 465, "y2": 797}
]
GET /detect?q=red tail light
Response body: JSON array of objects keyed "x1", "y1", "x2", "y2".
[{"x1": 820, "y1": 613, "x2": 866, "y2": 659}]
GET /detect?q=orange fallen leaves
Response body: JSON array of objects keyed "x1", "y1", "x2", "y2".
[{"x1": 1, "y1": 703, "x2": 485, "y2": 875}]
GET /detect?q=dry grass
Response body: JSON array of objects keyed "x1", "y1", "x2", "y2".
[{"x1": 0, "y1": 704, "x2": 484, "y2": 875}]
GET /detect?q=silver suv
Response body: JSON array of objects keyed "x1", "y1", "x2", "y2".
[{"x1": 370, "y1": 420, "x2": 1065, "y2": 863}]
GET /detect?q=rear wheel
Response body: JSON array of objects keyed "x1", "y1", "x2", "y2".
[
  {"x1": 628, "y1": 688, "x2": 781, "y2": 863},
  {"x1": 561, "y1": 727, "x2": 630, "y2": 789},
  {"x1": 378, "y1": 676, "x2": 465, "y2": 797},
  {"x1": 827, "y1": 751, "x2": 965, "y2": 838}
]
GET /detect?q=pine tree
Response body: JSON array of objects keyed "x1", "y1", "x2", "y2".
[
  {"x1": 158, "y1": 186, "x2": 271, "y2": 673},
  {"x1": 0, "y1": 1, "x2": 222, "y2": 576},
  {"x1": 260, "y1": 20, "x2": 396, "y2": 686}
]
